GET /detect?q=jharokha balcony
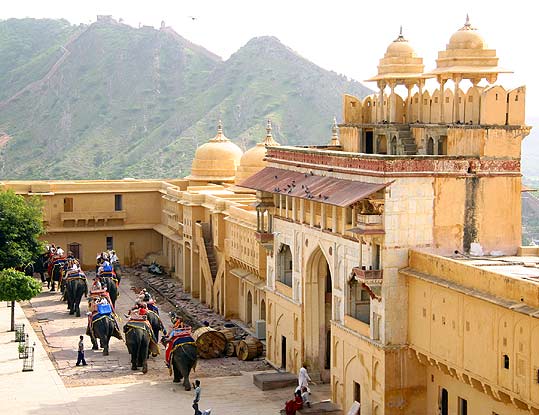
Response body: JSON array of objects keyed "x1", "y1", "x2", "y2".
[{"x1": 351, "y1": 267, "x2": 384, "y2": 284}]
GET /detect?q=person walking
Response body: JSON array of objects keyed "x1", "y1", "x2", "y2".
[
  {"x1": 76, "y1": 335, "x2": 88, "y2": 366},
  {"x1": 192, "y1": 379, "x2": 202, "y2": 415},
  {"x1": 296, "y1": 362, "x2": 315, "y2": 394}
]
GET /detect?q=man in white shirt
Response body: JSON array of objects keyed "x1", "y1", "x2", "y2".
[{"x1": 296, "y1": 362, "x2": 315, "y2": 394}]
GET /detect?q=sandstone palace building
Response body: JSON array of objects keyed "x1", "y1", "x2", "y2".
[{"x1": 1, "y1": 18, "x2": 535, "y2": 414}]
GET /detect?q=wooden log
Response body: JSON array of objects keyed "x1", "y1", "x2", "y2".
[
  {"x1": 237, "y1": 337, "x2": 263, "y2": 361},
  {"x1": 225, "y1": 340, "x2": 240, "y2": 357},
  {"x1": 219, "y1": 328, "x2": 235, "y2": 343},
  {"x1": 192, "y1": 326, "x2": 227, "y2": 359}
]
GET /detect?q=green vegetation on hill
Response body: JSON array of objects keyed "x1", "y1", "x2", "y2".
[{"x1": 0, "y1": 19, "x2": 370, "y2": 180}]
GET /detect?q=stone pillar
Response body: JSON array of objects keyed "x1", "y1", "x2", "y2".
[
  {"x1": 439, "y1": 77, "x2": 447, "y2": 123},
  {"x1": 378, "y1": 81, "x2": 386, "y2": 122},
  {"x1": 388, "y1": 81, "x2": 396, "y2": 123},
  {"x1": 406, "y1": 83, "x2": 413, "y2": 123},
  {"x1": 418, "y1": 79, "x2": 425, "y2": 122},
  {"x1": 453, "y1": 75, "x2": 462, "y2": 123}
]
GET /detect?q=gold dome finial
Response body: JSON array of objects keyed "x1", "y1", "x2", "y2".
[
  {"x1": 262, "y1": 119, "x2": 279, "y2": 146},
  {"x1": 462, "y1": 14, "x2": 475, "y2": 30},
  {"x1": 395, "y1": 25, "x2": 406, "y2": 42},
  {"x1": 329, "y1": 117, "x2": 340, "y2": 146},
  {"x1": 210, "y1": 119, "x2": 229, "y2": 142}
]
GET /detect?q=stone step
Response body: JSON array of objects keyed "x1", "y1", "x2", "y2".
[{"x1": 253, "y1": 371, "x2": 298, "y2": 391}]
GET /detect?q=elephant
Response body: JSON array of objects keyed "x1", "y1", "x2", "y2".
[
  {"x1": 164, "y1": 335, "x2": 197, "y2": 390},
  {"x1": 87, "y1": 312, "x2": 121, "y2": 356},
  {"x1": 123, "y1": 321, "x2": 159, "y2": 373},
  {"x1": 99, "y1": 275, "x2": 118, "y2": 307},
  {"x1": 146, "y1": 310, "x2": 166, "y2": 346},
  {"x1": 48, "y1": 258, "x2": 66, "y2": 292},
  {"x1": 65, "y1": 275, "x2": 88, "y2": 317},
  {"x1": 112, "y1": 262, "x2": 122, "y2": 284},
  {"x1": 34, "y1": 253, "x2": 49, "y2": 283}
]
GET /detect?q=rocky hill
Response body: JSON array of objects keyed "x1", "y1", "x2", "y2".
[{"x1": 0, "y1": 18, "x2": 371, "y2": 179}]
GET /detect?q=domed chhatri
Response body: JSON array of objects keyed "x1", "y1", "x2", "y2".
[
  {"x1": 447, "y1": 15, "x2": 485, "y2": 50},
  {"x1": 430, "y1": 15, "x2": 511, "y2": 81},
  {"x1": 366, "y1": 26, "x2": 426, "y2": 82},
  {"x1": 187, "y1": 121, "x2": 243, "y2": 183},
  {"x1": 235, "y1": 120, "x2": 280, "y2": 184}
]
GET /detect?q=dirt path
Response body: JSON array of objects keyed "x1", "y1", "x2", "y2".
[{"x1": 23, "y1": 269, "x2": 269, "y2": 387}]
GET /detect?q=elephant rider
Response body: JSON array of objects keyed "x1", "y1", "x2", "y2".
[
  {"x1": 137, "y1": 288, "x2": 152, "y2": 302},
  {"x1": 126, "y1": 301, "x2": 148, "y2": 320},
  {"x1": 91, "y1": 276, "x2": 103, "y2": 291},
  {"x1": 163, "y1": 319, "x2": 192, "y2": 368},
  {"x1": 110, "y1": 250, "x2": 119, "y2": 265}
]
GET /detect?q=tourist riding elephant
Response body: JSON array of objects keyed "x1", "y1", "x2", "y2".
[
  {"x1": 123, "y1": 321, "x2": 159, "y2": 373},
  {"x1": 49, "y1": 257, "x2": 66, "y2": 292},
  {"x1": 65, "y1": 275, "x2": 88, "y2": 317},
  {"x1": 99, "y1": 275, "x2": 118, "y2": 307},
  {"x1": 87, "y1": 313, "x2": 121, "y2": 356},
  {"x1": 146, "y1": 310, "x2": 166, "y2": 346},
  {"x1": 170, "y1": 340, "x2": 197, "y2": 390}
]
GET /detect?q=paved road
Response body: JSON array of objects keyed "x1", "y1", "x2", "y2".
[{"x1": 1, "y1": 275, "x2": 331, "y2": 414}]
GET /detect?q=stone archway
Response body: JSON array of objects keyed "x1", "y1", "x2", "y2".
[
  {"x1": 304, "y1": 246, "x2": 332, "y2": 382},
  {"x1": 247, "y1": 291, "x2": 253, "y2": 326}
]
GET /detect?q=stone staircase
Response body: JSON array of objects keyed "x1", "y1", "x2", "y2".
[
  {"x1": 398, "y1": 125, "x2": 417, "y2": 155},
  {"x1": 201, "y1": 223, "x2": 218, "y2": 281}
]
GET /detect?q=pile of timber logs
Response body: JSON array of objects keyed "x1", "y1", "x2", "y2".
[{"x1": 194, "y1": 326, "x2": 264, "y2": 360}]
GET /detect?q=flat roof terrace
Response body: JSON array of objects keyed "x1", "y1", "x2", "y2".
[
  {"x1": 450, "y1": 255, "x2": 539, "y2": 283},
  {"x1": 402, "y1": 250, "x2": 539, "y2": 316}
]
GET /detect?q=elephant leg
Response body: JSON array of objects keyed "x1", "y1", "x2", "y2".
[
  {"x1": 50, "y1": 281, "x2": 56, "y2": 292},
  {"x1": 142, "y1": 360, "x2": 148, "y2": 374},
  {"x1": 75, "y1": 302, "x2": 81, "y2": 318},
  {"x1": 180, "y1": 362, "x2": 191, "y2": 391},
  {"x1": 40, "y1": 272, "x2": 45, "y2": 283},
  {"x1": 102, "y1": 334, "x2": 109, "y2": 356},
  {"x1": 91, "y1": 337, "x2": 98, "y2": 350},
  {"x1": 172, "y1": 359, "x2": 182, "y2": 383}
]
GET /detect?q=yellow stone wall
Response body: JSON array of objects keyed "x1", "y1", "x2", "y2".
[
  {"x1": 405, "y1": 250, "x2": 539, "y2": 412},
  {"x1": 265, "y1": 290, "x2": 303, "y2": 374},
  {"x1": 46, "y1": 229, "x2": 162, "y2": 268}
]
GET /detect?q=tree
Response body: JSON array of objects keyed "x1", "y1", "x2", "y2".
[
  {"x1": 0, "y1": 189, "x2": 45, "y2": 331},
  {"x1": 0, "y1": 189, "x2": 44, "y2": 270},
  {"x1": 0, "y1": 268, "x2": 42, "y2": 331}
]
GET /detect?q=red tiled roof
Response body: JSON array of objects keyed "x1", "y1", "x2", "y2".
[{"x1": 238, "y1": 167, "x2": 390, "y2": 207}]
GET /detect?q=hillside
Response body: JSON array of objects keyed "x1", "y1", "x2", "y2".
[{"x1": 0, "y1": 18, "x2": 371, "y2": 180}]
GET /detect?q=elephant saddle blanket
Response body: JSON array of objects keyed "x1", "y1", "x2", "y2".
[
  {"x1": 87, "y1": 312, "x2": 123, "y2": 340},
  {"x1": 124, "y1": 321, "x2": 160, "y2": 356},
  {"x1": 165, "y1": 333, "x2": 196, "y2": 368},
  {"x1": 65, "y1": 272, "x2": 86, "y2": 282}
]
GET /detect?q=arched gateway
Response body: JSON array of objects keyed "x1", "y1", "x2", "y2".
[{"x1": 304, "y1": 246, "x2": 332, "y2": 382}]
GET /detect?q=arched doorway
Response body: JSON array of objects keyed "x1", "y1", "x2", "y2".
[
  {"x1": 67, "y1": 243, "x2": 81, "y2": 261},
  {"x1": 427, "y1": 137, "x2": 435, "y2": 155},
  {"x1": 440, "y1": 388, "x2": 448, "y2": 415},
  {"x1": 304, "y1": 246, "x2": 332, "y2": 382},
  {"x1": 260, "y1": 299, "x2": 266, "y2": 321},
  {"x1": 247, "y1": 291, "x2": 253, "y2": 325}
]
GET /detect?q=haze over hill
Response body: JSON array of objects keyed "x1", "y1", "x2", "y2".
[{"x1": 0, "y1": 18, "x2": 371, "y2": 180}]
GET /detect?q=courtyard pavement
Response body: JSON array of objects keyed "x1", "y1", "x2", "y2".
[{"x1": 1, "y1": 287, "x2": 330, "y2": 414}]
